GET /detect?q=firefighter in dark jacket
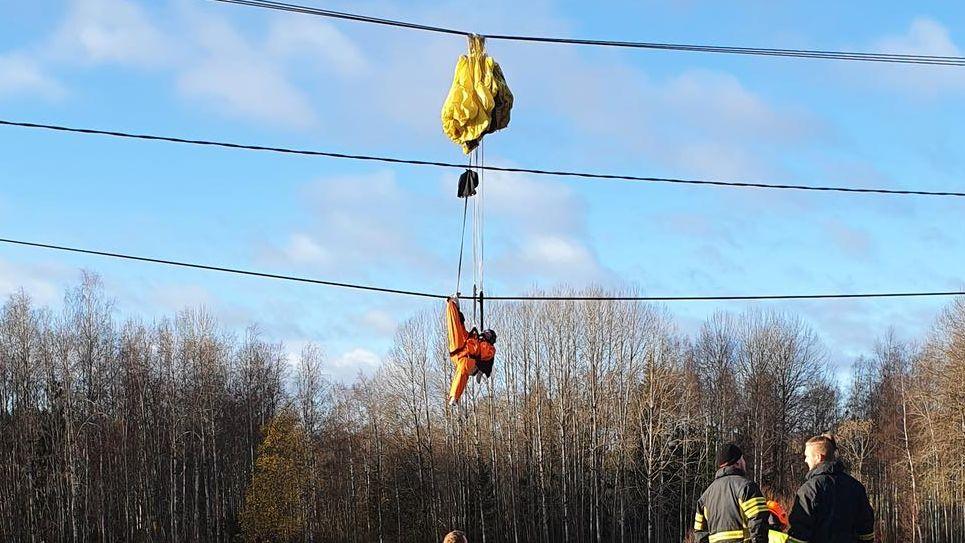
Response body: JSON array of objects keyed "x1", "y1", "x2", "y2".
[
  {"x1": 784, "y1": 434, "x2": 875, "y2": 543},
  {"x1": 693, "y1": 443, "x2": 770, "y2": 543}
]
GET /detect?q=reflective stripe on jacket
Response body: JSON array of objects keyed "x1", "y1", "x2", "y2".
[{"x1": 694, "y1": 466, "x2": 769, "y2": 543}]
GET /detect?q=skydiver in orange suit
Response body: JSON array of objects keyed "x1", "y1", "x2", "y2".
[{"x1": 446, "y1": 297, "x2": 496, "y2": 405}]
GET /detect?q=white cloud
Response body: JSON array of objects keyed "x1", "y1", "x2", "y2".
[
  {"x1": 492, "y1": 233, "x2": 609, "y2": 286},
  {"x1": 661, "y1": 70, "x2": 816, "y2": 141},
  {"x1": 29, "y1": 1, "x2": 332, "y2": 127},
  {"x1": 332, "y1": 347, "x2": 381, "y2": 371},
  {"x1": 176, "y1": 14, "x2": 316, "y2": 128},
  {"x1": 0, "y1": 53, "x2": 66, "y2": 100},
  {"x1": 0, "y1": 259, "x2": 66, "y2": 306},
  {"x1": 522, "y1": 235, "x2": 593, "y2": 267},
  {"x1": 282, "y1": 233, "x2": 332, "y2": 266},
  {"x1": 867, "y1": 17, "x2": 965, "y2": 95},
  {"x1": 669, "y1": 141, "x2": 777, "y2": 181},
  {"x1": 875, "y1": 17, "x2": 960, "y2": 57},
  {"x1": 21, "y1": 0, "x2": 821, "y2": 164},
  {"x1": 265, "y1": 170, "x2": 444, "y2": 275},
  {"x1": 48, "y1": 0, "x2": 170, "y2": 67},
  {"x1": 466, "y1": 166, "x2": 609, "y2": 285},
  {"x1": 481, "y1": 167, "x2": 587, "y2": 235},
  {"x1": 357, "y1": 309, "x2": 397, "y2": 336},
  {"x1": 267, "y1": 16, "x2": 369, "y2": 77},
  {"x1": 499, "y1": 40, "x2": 823, "y2": 179},
  {"x1": 298, "y1": 346, "x2": 383, "y2": 381},
  {"x1": 789, "y1": 298, "x2": 941, "y2": 362}
]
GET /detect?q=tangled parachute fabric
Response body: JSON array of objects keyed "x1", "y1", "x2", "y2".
[
  {"x1": 443, "y1": 36, "x2": 503, "y2": 407},
  {"x1": 441, "y1": 35, "x2": 514, "y2": 154}
]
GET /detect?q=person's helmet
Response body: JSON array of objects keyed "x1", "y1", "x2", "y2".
[{"x1": 481, "y1": 329, "x2": 497, "y2": 344}]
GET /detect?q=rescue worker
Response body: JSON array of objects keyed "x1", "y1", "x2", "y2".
[
  {"x1": 446, "y1": 297, "x2": 496, "y2": 405},
  {"x1": 693, "y1": 443, "x2": 770, "y2": 543},
  {"x1": 784, "y1": 434, "x2": 875, "y2": 543}
]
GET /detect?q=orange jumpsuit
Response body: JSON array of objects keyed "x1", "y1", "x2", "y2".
[{"x1": 446, "y1": 298, "x2": 495, "y2": 404}]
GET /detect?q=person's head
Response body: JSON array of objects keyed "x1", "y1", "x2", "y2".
[
  {"x1": 443, "y1": 530, "x2": 468, "y2": 543},
  {"x1": 804, "y1": 434, "x2": 837, "y2": 470},
  {"x1": 716, "y1": 443, "x2": 745, "y2": 471},
  {"x1": 481, "y1": 329, "x2": 496, "y2": 344}
]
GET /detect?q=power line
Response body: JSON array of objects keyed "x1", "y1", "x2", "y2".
[
  {"x1": 486, "y1": 292, "x2": 965, "y2": 302},
  {"x1": 0, "y1": 238, "x2": 445, "y2": 299},
  {"x1": 4, "y1": 119, "x2": 963, "y2": 198},
  {"x1": 211, "y1": 0, "x2": 965, "y2": 67},
  {"x1": 2, "y1": 237, "x2": 963, "y2": 303}
]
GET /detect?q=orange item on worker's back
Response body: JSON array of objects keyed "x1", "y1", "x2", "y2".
[
  {"x1": 767, "y1": 500, "x2": 789, "y2": 530},
  {"x1": 446, "y1": 298, "x2": 495, "y2": 404}
]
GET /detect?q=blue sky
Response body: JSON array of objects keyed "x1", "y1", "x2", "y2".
[{"x1": 1, "y1": 0, "x2": 963, "y2": 381}]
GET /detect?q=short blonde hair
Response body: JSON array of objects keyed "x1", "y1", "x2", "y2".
[
  {"x1": 806, "y1": 434, "x2": 837, "y2": 458},
  {"x1": 443, "y1": 530, "x2": 468, "y2": 543}
]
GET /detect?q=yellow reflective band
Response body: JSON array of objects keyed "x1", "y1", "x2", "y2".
[
  {"x1": 745, "y1": 504, "x2": 771, "y2": 517},
  {"x1": 709, "y1": 530, "x2": 749, "y2": 542},
  {"x1": 768, "y1": 531, "x2": 789, "y2": 543},
  {"x1": 857, "y1": 533, "x2": 874, "y2": 541},
  {"x1": 695, "y1": 512, "x2": 705, "y2": 522},
  {"x1": 695, "y1": 522, "x2": 705, "y2": 531},
  {"x1": 740, "y1": 497, "x2": 768, "y2": 513}
]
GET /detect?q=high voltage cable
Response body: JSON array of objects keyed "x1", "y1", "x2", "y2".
[
  {"x1": 2, "y1": 237, "x2": 964, "y2": 303},
  {"x1": 4, "y1": 119, "x2": 963, "y2": 198},
  {"x1": 0, "y1": 238, "x2": 444, "y2": 299},
  {"x1": 486, "y1": 292, "x2": 965, "y2": 302},
  {"x1": 211, "y1": 0, "x2": 965, "y2": 67}
]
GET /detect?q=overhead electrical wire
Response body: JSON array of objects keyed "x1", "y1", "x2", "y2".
[
  {"x1": 210, "y1": 0, "x2": 965, "y2": 67},
  {"x1": 0, "y1": 5, "x2": 956, "y2": 311},
  {"x1": 3, "y1": 119, "x2": 963, "y2": 198},
  {"x1": 3, "y1": 5, "x2": 960, "y2": 304},
  {"x1": 0, "y1": 238, "x2": 445, "y2": 299},
  {"x1": 2, "y1": 237, "x2": 963, "y2": 303}
]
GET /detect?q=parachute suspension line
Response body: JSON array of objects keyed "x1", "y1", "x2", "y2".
[
  {"x1": 454, "y1": 154, "x2": 472, "y2": 296},
  {"x1": 478, "y1": 140, "x2": 486, "y2": 329},
  {"x1": 454, "y1": 196, "x2": 469, "y2": 296},
  {"x1": 471, "y1": 146, "x2": 480, "y2": 324}
]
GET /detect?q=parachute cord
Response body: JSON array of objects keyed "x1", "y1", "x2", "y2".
[
  {"x1": 479, "y1": 140, "x2": 485, "y2": 328},
  {"x1": 471, "y1": 146, "x2": 480, "y2": 324},
  {"x1": 454, "y1": 151, "x2": 474, "y2": 297},
  {"x1": 454, "y1": 196, "x2": 469, "y2": 296}
]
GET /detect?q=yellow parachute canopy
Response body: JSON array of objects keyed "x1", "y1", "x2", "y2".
[{"x1": 441, "y1": 35, "x2": 514, "y2": 154}]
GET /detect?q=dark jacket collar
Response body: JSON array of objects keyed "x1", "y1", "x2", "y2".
[
  {"x1": 715, "y1": 465, "x2": 746, "y2": 479},
  {"x1": 806, "y1": 460, "x2": 843, "y2": 479}
]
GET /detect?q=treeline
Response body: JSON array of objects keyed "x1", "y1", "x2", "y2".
[{"x1": 0, "y1": 275, "x2": 963, "y2": 542}]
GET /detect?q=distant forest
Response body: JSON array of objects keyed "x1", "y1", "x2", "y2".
[{"x1": 1, "y1": 273, "x2": 963, "y2": 542}]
